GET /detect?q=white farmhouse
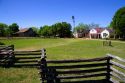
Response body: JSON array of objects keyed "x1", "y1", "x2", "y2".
[{"x1": 89, "y1": 28, "x2": 113, "y2": 39}]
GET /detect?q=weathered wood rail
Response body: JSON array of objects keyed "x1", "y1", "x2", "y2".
[
  {"x1": 0, "y1": 45, "x2": 42, "y2": 67},
  {"x1": 38, "y1": 49, "x2": 113, "y2": 83},
  {"x1": 107, "y1": 54, "x2": 125, "y2": 83},
  {"x1": 1, "y1": 46, "x2": 125, "y2": 82},
  {"x1": 14, "y1": 50, "x2": 41, "y2": 67},
  {"x1": 0, "y1": 45, "x2": 14, "y2": 67},
  {"x1": 38, "y1": 50, "x2": 125, "y2": 83}
]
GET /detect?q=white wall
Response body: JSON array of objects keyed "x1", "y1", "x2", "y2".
[{"x1": 89, "y1": 29, "x2": 97, "y2": 39}]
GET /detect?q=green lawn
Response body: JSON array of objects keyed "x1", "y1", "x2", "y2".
[
  {"x1": 0, "y1": 38, "x2": 125, "y2": 83},
  {"x1": 1, "y1": 38, "x2": 125, "y2": 58}
]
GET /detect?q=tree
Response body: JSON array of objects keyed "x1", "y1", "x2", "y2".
[
  {"x1": 39, "y1": 25, "x2": 51, "y2": 37},
  {"x1": 39, "y1": 26, "x2": 43, "y2": 36},
  {"x1": 55, "y1": 22, "x2": 62, "y2": 37},
  {"x1": 0, "y1": 23, "x2": 8, "y2": 37},
  {"x1": 39, "y1": 22, "x2": 72, "y2": 38},
  {"x1": 88, "y1": 23, "x2": 99, "y2": 29},
  {"x1": 60, "y1": 22, "x2": 72, "y2": 37},
  {"x1": 111, "y1": 7, "x2": 125, "y2": 39},
  {"x1": 54, "y1": 22, "x2": 71, "y2": 38},
  {"x1": 73, "y1": 23, "x2": 89, "y2": 33},
  {"x1": 30, "y1": 27, "x2": 39, "y2": 36},
  {"x1": 9, "y1": 23, "x2": 19, "y2": 36},
  {"x1": 107, "y1": 24, "x2": 112, "y2": 28},
  {"x1": 51, "y1": 24, "x2": 57, "y2": 37}
]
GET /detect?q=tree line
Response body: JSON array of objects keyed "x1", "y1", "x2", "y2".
[
  {"x1": 0, "y1": 23, "x2": 19, "y2": 37},
  {"x1": 0, "y1": 22, "x2": 99, "y2": 38},
  {"x1": 0, "y1": 22, "x2": 72, "y2": 38}
]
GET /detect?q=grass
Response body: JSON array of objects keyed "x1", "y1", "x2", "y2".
[
  {"x1": 0, "y1": 38, "x2": 125, "y2": 83},
  {"x1": 0, "y1": 68, "x2": 39, "y2": 83}
]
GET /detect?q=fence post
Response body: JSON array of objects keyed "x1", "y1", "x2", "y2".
[
  {"x1": 54, "y1": 69, "x2": 60, "y2": 83},
  {"x1": 40, "y1": 48, "x2": 47, "y2": 83},
  {"x1": 106, "y1": 56, "x2": 112, "y2": 82},
  {"x1": 11, "y1": 45, "x2": 14, "y2": 51},
  {"x1": 9, "y1": 45, "x2": 15, "y2": 67},
  {"x1": 40, "y1": 58, "x2": 47, "y2": 83},
  {"x1": 41, "y1": 48, "x2": 46, "y2": 59}
]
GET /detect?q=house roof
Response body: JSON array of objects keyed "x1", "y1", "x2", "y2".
[
  {"x1": 94, "y1": 28, "x2": 104, "y2": 33},
  {"x1": 16, "y1": 28, "x2": 30, "y2": 33},
  {"x1": 92, "y1": 28, "x2": 114, "y2": 34}
]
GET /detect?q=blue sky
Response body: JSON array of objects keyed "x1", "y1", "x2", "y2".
[{"x1": 0, "y1": 0, "x2": 125, "y2": 28}]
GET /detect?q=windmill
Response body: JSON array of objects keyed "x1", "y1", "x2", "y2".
[{"x1": 72, "y1": 16, "x2": 75, "y2": 28}]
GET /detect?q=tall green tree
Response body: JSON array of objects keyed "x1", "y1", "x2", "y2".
[
  {"x1": 30, "y1": 27, "x2": 39, "y2": 36},
  {"x1": 9, "y1": 23, "x2": 19, "y2": 35},
  {"x1": 0, "y1": 23, "x2": 8, "y2": 36},
  {"x1": 107, "y1": 24, "x2": 112, "y2": 28},
  {"x1": 39, "y1": 22, "x2": 72, "y2": 38},
  {"x1": 73, "y1": 23, "x2": 89, "y2": 33},
  {"x1": 54, "y1": 22, "x2": 71, "y2": 37},
  {"x1": 51, "y1": 24, "x2": 57, "y2": 37},
  {"x1": 111, "y1": 7, "x2": 125, "y2": 39},
  {"x1": 61, "y1": 22, "x2": 72, "y2": 37},
  {"x1": 39, "y1": 25, "x2": 51, "y2": 37}
]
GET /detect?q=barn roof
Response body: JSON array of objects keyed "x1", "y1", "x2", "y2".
[{"x1": 16, "y1": 28, "x2": 31, "y2": 33}]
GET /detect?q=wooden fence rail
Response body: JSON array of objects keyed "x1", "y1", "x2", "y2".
[
  {"x1": 1, "y1": 46, "x2": 125, "y2": 82},
  {"x1": 107, "y1": 54, "x2": 125, "y2": 83},
  {"x1": 13, "y1": 49, "x2": 42, "y2": 67},
  {"x1": 0, "y1": 45, "x2": 14, "y2": 67},
  {"x1": 0, "y1": 45, "x2": 42, "y2": 67},
  {"x1": 38, "y1": 49, "x2": 113, "y2": 83},
  {"x1": 46, "y1": 57, "x2": 110, "y2": 63},
  {"x1": 38, "y1": 51, "x2": 125, "y2": 83}
]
